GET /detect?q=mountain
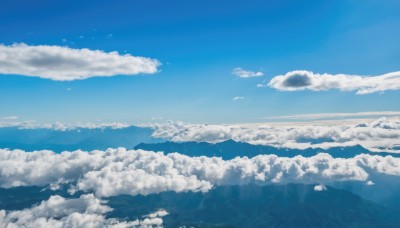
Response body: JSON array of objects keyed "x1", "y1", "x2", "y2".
[
  {"x1": 134, "y1": 139, "x2": 400, "y2": 159},
  {"x1": 2, "y1": 184, "x2": 398, "y2": 227},
  {"x1": 0, "y1": 126, "x2": 162, "y2": 152},
  {"x1": 107, "y1": 184, "x2": 400, "y2": 227}
]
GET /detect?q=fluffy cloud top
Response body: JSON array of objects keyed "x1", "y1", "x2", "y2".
[
  {"x1": 232, "y1": 67, "x2": 263, "y2": 78},
  {"x1": 0, "y1": 194, "x2": 166, "y2": 228},
  {"x1": 0, "y1": 43, "x2": 160, "y2": 81},
  {"x1": 151, "y1": 118, "x2": 400, "y2": 152},
  {"x1": 1, "y1": 148, "x2": 400, "y2": 198},
  {"x1": 266, "y1": 70, "x2": 400, "y2": 94}
]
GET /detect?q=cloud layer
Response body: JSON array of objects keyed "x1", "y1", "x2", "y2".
[
  {"x1": 0, "y1": 194, "x2": 167, "y2": 227},
  {"x1": 2, "y1": 117, "x2": 400, "y2": 152},
  {"x1": 265, "y1": 70, "x2": 400, "y2": 94},
  {"x1": 0, "y1": 43, "x2": 160, "y2": 81},
  {"x1": 232, "y1": 67, "x2": 263, "y2": 78},
  {"x1": 264, "y1": 111, "x2": 400, "y2": 121},
  {"x1": 151, "y1": 118, "x2": 400, "y2": 152},
  {"x1": 1, "y1": 148, "x2": 400, "y2": 198}
]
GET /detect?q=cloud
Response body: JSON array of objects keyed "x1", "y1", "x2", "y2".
[
  {"x1": 232, "y1": 67, "x2": 263, "y2": 78},
  {"x1": 146, "y1": 209, "x2": 169, "y2": 219},
  {"x1": 0, "y1": 120, "x2": 130, "y2": 130},
  {"x1": 314, "y1": 184, "x2": 327, "y2": 191},
  {"x1": 150, "y1": 118, "x2": 400, "y2": 152},
  {"x1": 0, "y1": 43, "x2": 160, "y2": 81},
  {"x1": 265, "y1": 70, "x2": 400, "y2": 94},
  {"x1": 233, "y1": 96, "x2": 244, "y2": 101},
  {"x1": 3, "y1": 117, "x2": 400, "y2": 152},
  {"x1": 0, "y1": 194, "x2": 167, "y2": 227},
  {"x1": 264, "y1": 111, "x2": 400, "y2": 121},
  {"x1": 1, "y1": 148, "x2": 400, "y2": 198}
]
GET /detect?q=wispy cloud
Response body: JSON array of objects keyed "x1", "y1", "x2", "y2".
[
  {"x1": 233, "y1": 96, "x2": 244, "y2": 101},
  {"x1": 264, "y1": 111, "x2": 400, "y2": 121},
  {"x1": 2, "y1": 116, "x2": 18, "y2": 120},
  {"x1": 232, "y1": 67, "x2": 263, "y2": 78},
  {"x1": 265, "y1": 70, "x2": 400, "y2": 94},
  {"x1": 0, "y1": 43, "x2": 160, "y2": 81}
]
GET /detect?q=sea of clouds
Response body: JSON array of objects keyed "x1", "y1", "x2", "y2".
[
  {"x1": 1, "y1": 148, "x2": 400, "y2": 197},
  {"x1": 0, "y1": 193, "x2": 167, "y2": 227},
  {"x1": 2, "y1": 144, "x2": 400, "y2": 227}
]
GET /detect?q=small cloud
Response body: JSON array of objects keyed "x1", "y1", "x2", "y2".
[
  {"x1": 232, "y1": 67, "x2": 263, "y2": 78},
  {"x1": 314, "y1": 184, "x2": 327, "y2": 191},
  {"x1": 233, "y1": 96, "x2": 244, "y2": 101},
  {"x1": 66, "y1": 88, "x2": 72, "y2": 91},
  {"x1": 366, "y1": 180, "x2": 375, "y2": 186},
  {"x1": 257, "y1": 80, "x2": 267, "y2": 88},
  {"x1": 3, "y1": 116, "x2": 18, "y2": 120}
]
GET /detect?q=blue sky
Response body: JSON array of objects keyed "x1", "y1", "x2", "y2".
[{"x1": 0, "y1": 0, "x2": 399, "y2": 124}]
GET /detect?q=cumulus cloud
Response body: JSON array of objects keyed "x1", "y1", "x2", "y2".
[
  {"x1": 0, "y1": 43, "x2": 160, "y2": 81},
  {"x1": 0, "y1": 194, "x2": 166, "y2": 228},
  {"x1": 1, "y1": 148, "x2": 400, "y2": 198},
  {"x1": 265, "y1": 70, "x2": 400, "y2": 94},
  {"x1": 150, "y1": 118, "x2": 400, "y2": 152},
  {"x1": 232, "y1": 67, "x2": 263, "y2": 78}
]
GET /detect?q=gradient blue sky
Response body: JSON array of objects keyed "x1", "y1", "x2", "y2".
[{"x1": 0, "y1": 0, "x2": 399, "y2": 124}]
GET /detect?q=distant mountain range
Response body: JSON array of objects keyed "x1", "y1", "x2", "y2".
[
  {"x1": 1, "y1": 126, "x2": 399, "y2": 159},
  {"x1": 0, "y1": 126, "x2": 162, "y2": 152},
  {"x1": 135, "y1": 139, "x2": 400, "y2": 159},
  {"x1": 2, "y1": 184, "x2": 397, "y2": 227}
]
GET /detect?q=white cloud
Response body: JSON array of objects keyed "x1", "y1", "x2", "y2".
[
  {"x1": 2, "y1": 117, "x2": 400, "y2": 152},
  {"x1": 266, "y1": 70, "x2": 400, "y2": 94},
  {"x1": 264, "y1": 111, "x2": 400, "y2": 121},
  {"x1": 233, "y1": 96, "x2": 244, "y2": 101},
  {"x1": 0, "y1": 43, "x2": 160, "y2": 81},
  {"x1": 145, "y1": 209, "x2": 169, "y2": 219},
  {"x1": 1, "y1": 148, "x2": 400, "y2": 198},
  {"x1": 0, "y1": 194, "x2": 166, "y2": 228},
  {"x1": 232, "y1": 67, "x2": 263, "y2": 78},
  {"x1": 314, "y1": 184, "x2": 327, "y2": 191},
  {"x1": 0, "y1": 120, "x2": 130, "y2": 130},
  {"x1": 150, "y1": 118, "x2": 400, "y2": 152}
]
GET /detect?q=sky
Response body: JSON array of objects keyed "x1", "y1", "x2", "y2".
[{"x1": 0, "y1": 0, "x2": 399, "y2": 124}]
